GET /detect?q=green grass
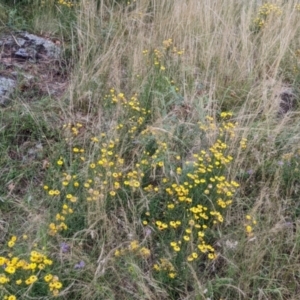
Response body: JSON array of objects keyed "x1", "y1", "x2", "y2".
[{"x1": 1, "y1": 0, "x2": 300, "y2": 299}]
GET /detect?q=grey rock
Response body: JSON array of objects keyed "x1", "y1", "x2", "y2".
[
  {"x1": 22, "y1": 32, "x2": 61, "y2": 59},
  {"x1": 0, "y1": 31, "x2": 65, "y2": 106},
  {"x1": 279, "y1": 88, "x2": 297, "y2": 116},
  {"x1": 23, "y1": 33, "x2": 46, "y2": 46},
  {"x1": 0, "y1": 77, "x2": 16, "y2": 106},
  {"x1": 15, "y1": 48, "x2": 30, "y2": 58},
  {"x1": 15, "y1": 38, "x2": 26, "y2": 47}
]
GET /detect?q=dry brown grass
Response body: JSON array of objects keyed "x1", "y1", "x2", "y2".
[
  {"x1": 67, "y1": 1, "x2": 300, "y2": 298},
  {"x1": 2, "y1": 0, "x2": 300, "y2": 299}
]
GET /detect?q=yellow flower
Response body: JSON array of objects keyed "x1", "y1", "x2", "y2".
[
  {"x1": 129, "y1": 240, "x2": 139, "y2": 251},
  {"x1": 54, "y1": 281, "x2": 62, "y2": 289},
  {"x1": 0, "y1": 275, "x2": 9, "y2": 284},
  {"x1": 8, "y1": 296, "x2": 16, "y2": 300},
  {"x1": 48, "y1": 190, "x2": 55, "y2": 196},
  {"x1": 0, "y1": 257, "x2": 7, "y2": 266},
  {"x1": 208, "y1": 253, "x2": 216, "y2": 260},
  {"x1": 157, "y1": 161, "x2": 164, "y2": 167},
  {"x1": 44, "y1": 258, "x2": 53, "y2": 265},
  {"x1": 10, "y1": 257, "x2": 18, "y2": 265},
  {"x1": 7, "y1": 241, "x2": 15, "y2": 248},
  {"x1": 188, "y1": 219, "x2": 195, "y2": 226},
  {"x1": 65, "y1": 174, "x2": 72, "y2": 181},
  {"x1": 169, "y1": 221, "x2": 176, "y2": 228},
  {"x1": 44, "y1": 274, "x2": 53, "y2": 282},
  {"x1": 183, "y1": 235, "x2": 190, "y2": 241},
  {"x1": 16, "y1": 260, "x2": 26, "y2": 268},
  {"x1": 28, "y1": 263, "x2": 37, "y2": 270},
  {"x1": 25, "y1": 275, "x2": 38, "y2": 285},
  {"x1": 5, "y1": 266, "x2": 16, "y2": 274},
  {"x1": 139, "y1": 247, "x2": 151, "y2": 258},
  {"x1": 198, "y1": 231, "x2": 205, "y2": 238},
  {"x1": 133, "y1": 181, "x2": 140, "y2": 188},
  {"x1": 187, "y1": 255, "x2": 194, "y2": 262},
  {"x1": 10, "y1": 236, "x2": 17, "y2": 242},
  {"x1": 70, "y1": 196, "x2": 77, "y2": 203},
  {"x1": 57, "y1": 159, "x2": 63, "y2": 165},
  {"x1": 174, "y1": 246, "x2": 180, "y2": 252},
  {"x1": 167, "y1": 203, "x2": 175, "y2": 209},
  {"x1": 246, "y1": 225, "x2": 252, "y2": 234}
]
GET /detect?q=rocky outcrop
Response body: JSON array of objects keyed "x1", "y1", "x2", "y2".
[{"x1": 0, "y1": 31, "x2": 66, "y2": 106}]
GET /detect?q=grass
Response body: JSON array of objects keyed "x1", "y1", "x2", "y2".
[{"x1": 1, "y1": 0, "x2": 300, "y2": 299}]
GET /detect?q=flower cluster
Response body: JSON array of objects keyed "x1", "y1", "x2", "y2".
[
  {"x1": 57, "y1": 0, "x2": 74, "y2": 8},
  {"x1": 43, "y1": 87, "x2": 243, "y2": 286},
  {"x1": 244, "y1": 215, "x2": 257, "y2": 237},
  {"x1": 140, "y1": 114, "x2": 240, "y2": 267},
  {"x1": 240, "y1": 138, "x2": 247, "y2": 150},
  {"x1": 114, "y1": 240, "x2": 151, "y2": 259},
  {"x1": 143, "y1": 39, "x2": 184, "y2": 72},
  {"x1": 43, "y1": 122, "x2": 89, "y2": 237},
  {"x1": 153, "y1": 258, "x2": 176, "y2": 279},
  {"x1": 38, "y1": 40, "x2": 244, "y2": 290},
  {"x1": 253, "y1": 3, "x2": 282, "y2": 29},
  {"x1": 7, "y1": 236, "x2": 17, "y2": 248},
  {"x1": 48, "y1": 203, "x2": 74, "y2": 236},
  {"x1": 43, "y1": 182, "x2": 76, "y2": 236},
  {"x1": 0, "y1": 237, "x2": 62, "y2": 299}
]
